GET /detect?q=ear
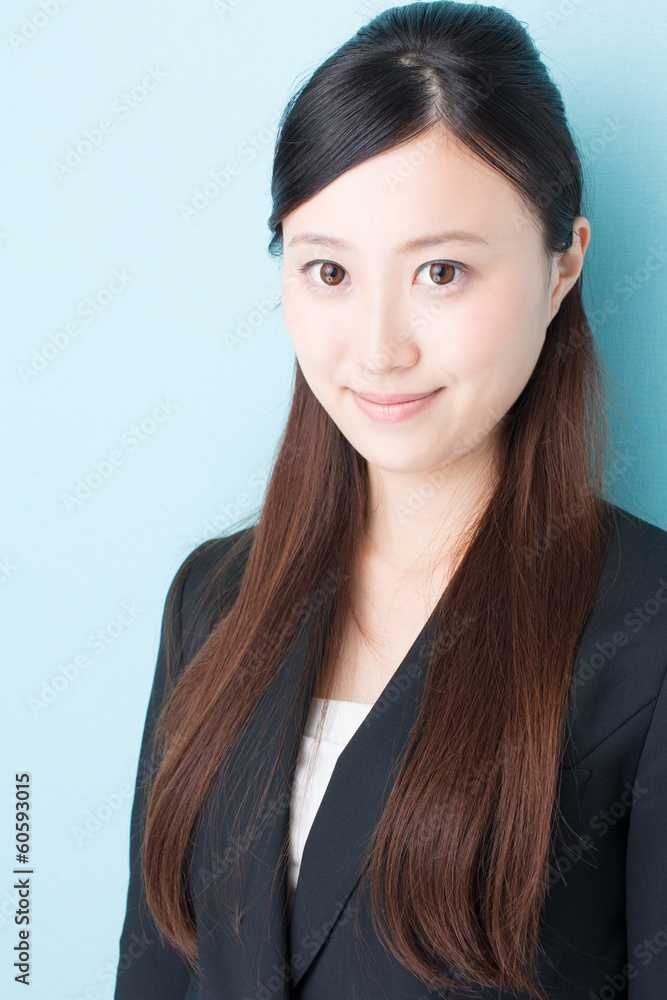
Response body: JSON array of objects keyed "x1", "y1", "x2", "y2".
[{"x1": 548, "y1": 216, "x2": 591, "y2": 322}]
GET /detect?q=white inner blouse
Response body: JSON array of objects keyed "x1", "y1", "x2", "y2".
[{"x1": 287, "y1": 696, "x2": 374, "y2": 918}]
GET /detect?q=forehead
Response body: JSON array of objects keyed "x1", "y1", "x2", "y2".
[{"x1": 282, "y1": 124, "x2": 542, "y2": 252}]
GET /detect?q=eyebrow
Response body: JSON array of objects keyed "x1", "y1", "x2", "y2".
[{"x1": 285, "y1": 230, "x2": 492, "y2": 254}]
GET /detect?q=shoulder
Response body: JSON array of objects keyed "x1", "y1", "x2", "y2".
[
  {"x1": 165, "y1": 525, "x2": 257, "y2": 663},
  {"x1": 180, "y1": 525, "x2": 257, "y2": 601},
  {"x1": 567, "y1": 501, "x2": 667, "y2": 760},
  {"x1": 606, "y1": 500, "x2": 667, "y2": 562},
  {"x1": 596, "y1": 499, "x2": 667, "y2": 645},
  {"x1": 601, "y1": 501, "x2": 667, "y2": 614}
]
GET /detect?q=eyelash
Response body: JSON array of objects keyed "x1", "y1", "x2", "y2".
[{"x1": 297, "y1": 258, "x2": 469, "y2": 294}]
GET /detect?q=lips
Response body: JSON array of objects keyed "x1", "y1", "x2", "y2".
[
  {"x1": 351, "y1": 387, "x2": 445, "y2": 423},
  {"x1": 354, "y1": 389, "x2": 442, "y2": 404}
]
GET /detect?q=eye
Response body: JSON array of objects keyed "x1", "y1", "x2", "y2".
[
  {"x1": 298, "y1": 260, "x2": 349, "y2": 292},
  {"x1": 296, "y1": 258, "x2": 468, "y2": 293},
  {"x1": 415, "y1": 261, "x2": 465, "y2": 288}
]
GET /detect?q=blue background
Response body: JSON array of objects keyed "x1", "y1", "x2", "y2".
[{"x1": 2, "y1": 1, "x2": 665, "y2": 996}]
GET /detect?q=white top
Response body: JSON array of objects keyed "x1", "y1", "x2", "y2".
[{"x1": 287, "y1": 696, "x2": 374, "y2": 917}]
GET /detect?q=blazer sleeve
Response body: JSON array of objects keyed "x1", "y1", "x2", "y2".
[
  {"x1": 626, "y1": 662, "x2": 667, "y2": 997},
  {"x1": 113, "y1": 552, "x2": 196, "y2": 1000}
]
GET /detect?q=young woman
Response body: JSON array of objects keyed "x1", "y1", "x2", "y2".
[{"x1": 114, "y1": 3, "x2": 667, "y2": 999}]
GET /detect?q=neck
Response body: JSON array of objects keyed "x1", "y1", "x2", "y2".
[{"x1": 363, "y1": 442, "x2": 498, "y2": 574}]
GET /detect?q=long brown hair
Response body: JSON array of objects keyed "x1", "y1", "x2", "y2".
[{"x1": 142, "y1": 3, "x2": 616, "y2": 996}]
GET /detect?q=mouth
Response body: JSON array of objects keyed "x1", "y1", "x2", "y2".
[
  {"x1": 354, "y1": 389, "x2": 442, "y2": 404},
  {"x1": 350, "y1": 386, "x2": 444, "y2": 423}
]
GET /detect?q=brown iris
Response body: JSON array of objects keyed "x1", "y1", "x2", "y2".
[
  {"x1": 317, "y1": 263, "x2": 345, "y2": 285},
  {"x1": 428, "y1": 262, "x2": 456, "y2": 285}
]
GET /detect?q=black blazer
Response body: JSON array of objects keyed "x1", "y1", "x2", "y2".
[{"x1": 114, "y1": 502, "x2": 667, "y2": 1000}]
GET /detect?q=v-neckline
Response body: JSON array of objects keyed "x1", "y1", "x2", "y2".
[
  {"x1": 312, "y1": 548, "x2": 453, "y2": 711},
  {"x1": 287, "y1": 560, "x2": 453, "y2": 988},
  {"x1": 320, "y1": 557, "x2": 451, "y2": 724}
]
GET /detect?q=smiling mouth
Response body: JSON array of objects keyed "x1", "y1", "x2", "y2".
[
  {"x1": 353, "y1": 389, "x2": 443, "y2": 404},
  {"x1": 350, "y1": 387, "x2": 445, "y2": 423}
]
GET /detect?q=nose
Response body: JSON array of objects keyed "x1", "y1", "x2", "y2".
[{"x1": 350, "y1": 283, "x2": 420, "y2": 390}]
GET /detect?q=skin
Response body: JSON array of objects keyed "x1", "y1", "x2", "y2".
[{"x1": 280, "y1": 122, "x2": 590, "y2": 585}]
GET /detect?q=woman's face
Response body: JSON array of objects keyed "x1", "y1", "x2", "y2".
[{"x1": 280, "y1": 124, "x2": 587, "y2": 478}]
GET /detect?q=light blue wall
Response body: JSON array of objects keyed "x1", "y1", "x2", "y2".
[{"x1": 2, "y1": 1, "x2": 665, "y2": 996}]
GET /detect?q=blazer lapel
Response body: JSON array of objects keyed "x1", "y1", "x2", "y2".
[{"x1": 288, "y1": 597, "x2": 443, "y2": 991}]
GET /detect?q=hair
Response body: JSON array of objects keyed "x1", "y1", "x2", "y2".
[{"x1": 142, "y1": 3, "x2": 616, "y2": 996}]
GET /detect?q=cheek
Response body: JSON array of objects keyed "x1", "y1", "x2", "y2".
[
  {"x1": 436, "y1": 283, "x2": 546, "y2": 377},
  {"x1": 280, "y1": 289, "x2": 303, "y2": 342},
  {"x1": 281, "y1": 294, "x2": 313, "y2": 361},
  {"x1": 281, "y1": 293, "x2": 346, "y2": 379}
]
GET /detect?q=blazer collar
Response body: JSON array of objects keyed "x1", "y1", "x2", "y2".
[{"x1": 286, "y1": 564, "x2": 446, "y2": 991}]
